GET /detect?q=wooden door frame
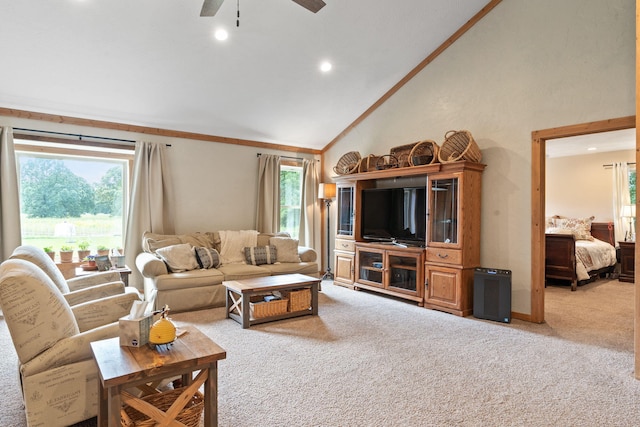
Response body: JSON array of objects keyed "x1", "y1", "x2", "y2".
[{"x1": 531, "y1": 115, "x2": 635, "y2": 324}]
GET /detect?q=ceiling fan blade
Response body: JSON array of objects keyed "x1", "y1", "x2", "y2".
[
  {"x1": 291, "y1": 0, "x2": 326, "y2": 13},
  {"x1": 200, "y1": 0, "x2": 225, "y2": 17}
]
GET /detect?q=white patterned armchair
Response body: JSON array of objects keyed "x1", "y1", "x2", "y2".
[
  {"x1": 0, "y1": 258, "x2": 139, "y2": 426},
  {"x1": 10, "y1": 245, "x2": 140, "y2": 307}
]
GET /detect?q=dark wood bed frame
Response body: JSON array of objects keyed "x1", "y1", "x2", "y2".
[{"x1": 545, "y1": 222, "x2": 616, "y2": 291}]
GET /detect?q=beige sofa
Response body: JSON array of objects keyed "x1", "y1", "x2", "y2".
[{"x1": 136, "y1": 230, "x2": 318, "y2": 312}]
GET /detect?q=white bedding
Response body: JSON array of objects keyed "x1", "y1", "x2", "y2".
[{"x1": 575, "y1": 238, "x2": 617, "y2": 281}]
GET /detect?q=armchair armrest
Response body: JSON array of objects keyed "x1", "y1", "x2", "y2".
[
  {"x1": 63, "y1": 282, "x2": 126, "y2": 306},
  {"x1": 136, "y1": 252, "x2": 168, "y2": 277},
  {"x1": 72, "y1": 292, "x2": 140, "y2": 332},
  {"x1": 66, "y1": 270, "x2": 122, "y2": 291},
  {"x1": 298, "y1": 246, "x2": 317, "y2": 263},
  {"x1": 21, "y1": 322, "x2": 119, "y2": 377}
]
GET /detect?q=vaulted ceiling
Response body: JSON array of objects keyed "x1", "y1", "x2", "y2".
[{"x1": 1, "y1": 0, "x2": 492, "y2": 151}]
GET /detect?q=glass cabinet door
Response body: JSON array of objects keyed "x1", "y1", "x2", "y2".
[
  {"x1": 429, "y1": 177, "x2": 459, "y2": 245},
  {"x1": 337, "y1": 185, "x2": 355, "y2": 237},
  {"x1": 356, "y1": 248, "x2": 384, "y2": 287},
  {"x1": 387, "y1": 253, "x2": 418, "y2": 293}
]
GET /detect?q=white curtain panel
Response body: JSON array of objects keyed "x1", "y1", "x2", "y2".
[
  {"x1": 255, "y1": 154, "x2": 281, "y2": 233},
  {"x1": 124, "y1": 141, "x2": 175, "y2": 290},
  {"x1": 612, "y1": 162, "x2": 630, "y2": 242},
  {"x1": 298, "y1": 159, "x2": 320, "y2": 248},
  {"x1": 0, "y1": 127, "x2": 22, "y2": 261}
]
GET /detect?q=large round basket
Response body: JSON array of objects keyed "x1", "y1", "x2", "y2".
[
  {"x1": 438, "y1": 130, "x2": 482, "y2": 163},
  {"x1": 358, "y1": 154, "x2": 380, "y2": 173},
  {"x1": 120, "y1": 388, "x2": 204, "y2": 427},
  {"x1": 333, "y1": 151, "x2": 361, "y2": 175},
  {"x1": 409, "y1": 139, "x2": 439, "y2": 166}
]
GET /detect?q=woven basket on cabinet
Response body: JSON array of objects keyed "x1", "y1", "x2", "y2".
[
  {"x1": 438, "y1": 130, "x2": 482, "y2": 163},
  {"x1": 408, "y1": 139, "x2": 439, "y2": 166}
]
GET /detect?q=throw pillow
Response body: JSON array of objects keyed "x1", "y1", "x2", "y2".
[
  {"x1": 155, "y1": 243, "x2": 198, "y2": 272},
  {"x1": 269, "y1": 237, "x2": 301, "y2": 263},
  {"x1": 194, "y1": 247, "x2": 221, "y2": 269},
  {"x1": 244, "y1": 246, "x2": 277, "y2": 265}
]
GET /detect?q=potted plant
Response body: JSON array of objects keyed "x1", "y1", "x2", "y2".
[
  {"x1": 83, "y1": 254, "x2": 96, "y2": 268},
  {"x1": 97, "y1": 245, "x2": 110, "y2": 257},
  {"x1": 43, "y1": 246, "x2": 55, "y2": 261},
  {"x1": 77, "y1": 240, "x2": 91, "y2": 261},
  {"x1": 59, "y1": 245, "x2": 74, "y2": 263}
]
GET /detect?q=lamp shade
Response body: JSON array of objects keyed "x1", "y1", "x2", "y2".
[
  {"x1": 318, "y1": 183, "x2": 336, "y2": 200},
  {"x1": 622, "y1": 204, "x2": 636, "y2": 218}
]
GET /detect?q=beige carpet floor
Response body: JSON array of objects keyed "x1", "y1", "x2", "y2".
[{"x1": 1, "y1": 279, "x2": 639, "y2": 426}]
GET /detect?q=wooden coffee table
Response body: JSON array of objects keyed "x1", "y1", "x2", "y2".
[
  {"x1": 90, "y1": 325, "x2": 226, "y2": 427},
  {"x1": 224, "y1": 273, "x2": 320, "y2": 328}
]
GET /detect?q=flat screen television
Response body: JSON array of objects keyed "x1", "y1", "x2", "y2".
[{"x1": 361, "y1": 186, "x2": 426, "y2": 245}]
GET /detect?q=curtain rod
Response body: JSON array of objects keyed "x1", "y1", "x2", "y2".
[
  {"x1": 257, "y1": 152, "x2": 319, "y2": 162},
  {"x1": 13, "y1": 127, "x2": 172, "y2": 147},
  {"x1": 603, "y1": 162, "x2": 636, "y2": 168}
]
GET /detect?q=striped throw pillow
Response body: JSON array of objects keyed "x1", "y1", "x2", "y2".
[{"x1": 244, "y1": 246, "x2": 277, "y2": 265}]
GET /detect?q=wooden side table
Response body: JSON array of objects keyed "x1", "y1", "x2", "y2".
[
  {"x1": 619, "y1": 241, "x2": 635, "y2": 283},
  {"x1": 90, "y1": 325, "x2": 226, "y2": 427},
  {"x1": 76, "y1": 265, "x2": 132, "y2": 286}
]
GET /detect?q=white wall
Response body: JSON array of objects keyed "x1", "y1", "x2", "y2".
[
  {"x1": 546, "y1": 150, "x2": 635, "y2": 222},
  {"x1": 323, "y1": 0, "x2": 635, "y2": 314}
]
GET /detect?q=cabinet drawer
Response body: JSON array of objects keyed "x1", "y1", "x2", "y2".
[
  {"x1": 335, "y1": 238, "x2": 355, "y2": 252},
  {"x1": 425, "y1": 247, "x2": 461, "y2": 265}
]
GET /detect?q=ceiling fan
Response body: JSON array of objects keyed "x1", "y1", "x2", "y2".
[{"x1": 200, "y1": 0, "x2": 326, "y2": 17}]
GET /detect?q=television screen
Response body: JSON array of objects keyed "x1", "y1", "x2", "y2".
[{"x1": 361, "y1": 187, "x2": 426, "y2": 244}]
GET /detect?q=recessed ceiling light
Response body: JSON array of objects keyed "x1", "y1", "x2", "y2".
[
  {"x1": 320, "y1": 61, "x2": 332, "y2": 72},
  {"x1": 587, "y1": 147, "x2": 597, "y2": 151},
  {"x1": 214, "y1": 29, "x2": 229, "y2": 41}
]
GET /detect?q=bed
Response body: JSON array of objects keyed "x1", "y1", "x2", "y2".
[{"x1": 545, "y1": 221, "x2": 617, "y2": 291}]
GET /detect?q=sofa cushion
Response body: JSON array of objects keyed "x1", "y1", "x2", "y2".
[
  {"x1": 244, "y1": 246, "x2": 277, "y2": 265},
  {"x1": 194, "y1": 247, "x2": 221, "y2": 269},
  {"x1": 269, "y1": 237, "x2": 302, "y2": 263},
  {"x1": 259, "y1": 262, "x2": 319, "y2": 276},
  {"x1": 153, "y1": 268, "x2": 225, "y2": 292},
  {"x1": 216, "y1": 263, "x2": 269, "y2": 280},
  {"x1": 156, "y1": 244, "x2": 198, "y2": 272}
]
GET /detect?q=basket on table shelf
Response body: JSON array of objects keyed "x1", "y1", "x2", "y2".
[
  {"x1": 390, "y1": 143, "x2": 418, "y2": 168},
  {"x1": 249, "y1": 295, "x2": 289, "y2": 319},
  {"x1": 375, "y1": 154, "x2": 399, "y2": 170},
  {"x1": 281, "y1": 288, "x2": 312, "y2": 312},
  {"x1": 438, "y1": 130, "x2": 482, "y2": 163},
  {"x1": 120, "y1": 388, "x2": 204, "y2": 427},
  {"x1": 358, "y1": 154, "x2": 380, "y2": 173},
  {"x1": 333, "y1": 151, "x2": 361, "y2": 175},
  {"x1": 409, "y1": 139, "x2": 439, "y2": 166}
]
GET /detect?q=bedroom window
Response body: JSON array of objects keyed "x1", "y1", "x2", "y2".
[
  {"x1": 629, "y1": 168, "x2": 636, "y2": 204},
  {"x1": 280, "y1": 164, "x2": 302, "y2": 239},
  {"x1": 15, "y1": 138, "x2": 133, "y2": 261}
]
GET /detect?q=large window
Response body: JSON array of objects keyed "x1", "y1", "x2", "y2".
[
  {"x1": 15, "y1": 139, "x2": 133, "y2": 261},
  {"x1": 280, "y1": 164, "x2": 302, "y2": 239}
]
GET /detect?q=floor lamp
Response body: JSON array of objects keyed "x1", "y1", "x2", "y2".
[{"x1": 318, "y1": 183, "x2": 336, "y2": 280}]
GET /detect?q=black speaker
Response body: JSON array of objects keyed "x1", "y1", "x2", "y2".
[{"x1": 473, "y1": 267, "x2": 512, "y2": 323}]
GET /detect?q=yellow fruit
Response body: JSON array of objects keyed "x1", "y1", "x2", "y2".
[{"x1": 149, "y1": 316, "x2": 176, "y2": 345}]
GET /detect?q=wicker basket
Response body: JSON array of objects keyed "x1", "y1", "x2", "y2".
[
  {"x1": 281, "y1": 288, "x2": 312, "y2": 312},
  {"x1": 409, "y1": 139, "x2": 439, "y2": 166},
  {"x1": 121, "y1": 388, "x2": 204, "y2": 427},
  {"x1": 249, "y1": 295, "x2": 289, "y2": 319},
  {"x1": 438, "y1": 130, "x2": 482, "y2": 163},
  {"x1": 390, "y1": 143, "x2": 418, "y2": 168},
  {"x1": 333, "y1": 151, "x2": 361, "y2": 175},
  {"x1": 358, "y1": 154, "x2": 380, "y2": 173},
  {"x1": 375, "y1": 154, "x2": 399, "y2": 170}
]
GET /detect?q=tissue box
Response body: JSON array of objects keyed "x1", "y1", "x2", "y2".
[{"x1": 119, "y1": 314, "x2": 152, "y2": 347}]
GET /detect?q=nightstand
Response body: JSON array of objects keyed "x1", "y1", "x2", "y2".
[{"x1": 618, "y1": 241, "x2": 635, "y2": 283}]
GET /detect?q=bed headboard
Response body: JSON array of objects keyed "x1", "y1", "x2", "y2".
[{"x1": 591, "y1": 222, "x2": 615, "y2": 246}]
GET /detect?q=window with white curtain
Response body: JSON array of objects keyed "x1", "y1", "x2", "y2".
[{"x1": 280, "y1": 164, "x2": 302, "y2": 239}]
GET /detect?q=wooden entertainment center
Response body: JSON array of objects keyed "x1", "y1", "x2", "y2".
[{"x1": 333, "y1": 161, "x2": 485, "y2": 316}]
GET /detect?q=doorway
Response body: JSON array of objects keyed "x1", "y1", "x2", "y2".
[{"x1": 530, "y1": 115, "x2": 635, "y2": 323}]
